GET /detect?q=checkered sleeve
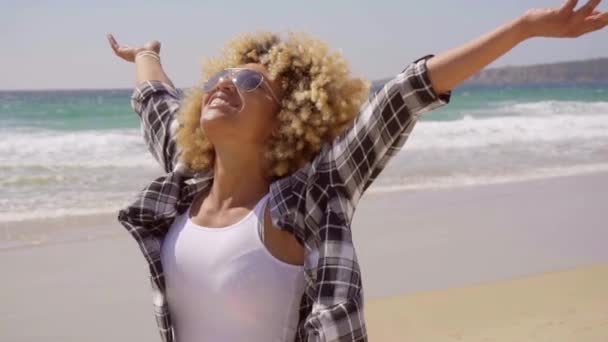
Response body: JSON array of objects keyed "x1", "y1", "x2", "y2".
[
  {"x1": 300, "y1": 205, "x2": 367, "y2": 342},
  {"x1": 317, "y1": 54, "x2": 451, "y2": 204},
  {"x1": 130, "y1": 80, "x2": 182, "y2": 174}
]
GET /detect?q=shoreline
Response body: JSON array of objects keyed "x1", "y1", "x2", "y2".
[
  {"x1": 3, "y1": 163, "x2": 608, "y2": 227},
  {"x1": 2, "y1": 170, "x2": 607, "y2": 260},
  {"x1": 0, "y1": 212, "x2": 122, "y2": 251}
]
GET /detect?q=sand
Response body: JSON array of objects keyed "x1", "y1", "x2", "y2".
[
  {"x1": 1, "y1": 172, "x2": 607, "y2": 341},
  {"x1": 366, "y1": 264, "x2": 608, "y2": 342}
]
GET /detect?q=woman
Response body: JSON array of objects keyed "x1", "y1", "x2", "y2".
[{"x1": 109, "y1": 1, "x2": 607, "y2": 341}]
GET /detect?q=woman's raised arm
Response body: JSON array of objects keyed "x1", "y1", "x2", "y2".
[
  {"x1": 308, "y1": 0, "x2": 607, "y2": 207},
  {"x1": 108, "y1": 34, "x2": 181, "y2": 174},
  {"x1": 427, "y1": 0, "x2": 608, "y2": 94}
]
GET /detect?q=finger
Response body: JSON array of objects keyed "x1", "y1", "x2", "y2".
[
  {"x1": 580, "y1": 11, "x2": 608, "y2": 33},
  {"x1": 107, "y1": 33, "x2": 118, "y2": 47},
  {"x1": 576, "y1": 0, "x2": 602, "y2": 16},
  {"x1": 590, "y1": 10, "x2": 608, "y2": 21},
  {"x1": 562, "y1": 0, "x2": 579, "y2": 13},
  {"x1": 107, "y1": 34, "x2": 120, "y2": 53}
]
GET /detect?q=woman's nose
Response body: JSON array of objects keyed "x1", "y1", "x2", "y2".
[{"x1": 216, "y1": 75, "x2": 237, "y2": 92}]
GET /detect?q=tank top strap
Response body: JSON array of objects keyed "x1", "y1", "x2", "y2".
[{"x1": 255, "y1": 193, "x2": 271, "y2": 243}]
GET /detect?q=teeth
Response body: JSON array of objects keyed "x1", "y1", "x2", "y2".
[{"x1": 210, "y1": 98, "x2": 231, "y2": 107}]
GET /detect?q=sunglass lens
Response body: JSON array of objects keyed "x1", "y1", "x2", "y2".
[
  {"x1": 235, "y1": 70, "x2": 263, "y2": 92},
  {"x1": 202, "y1": 70, "x2": 230, "y2": 92}
]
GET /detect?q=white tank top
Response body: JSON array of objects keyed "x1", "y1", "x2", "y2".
[{"x1": 160, "y1": 193, "x2": 306, "y2": 342}]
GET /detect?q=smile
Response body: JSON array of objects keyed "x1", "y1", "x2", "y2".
[{"x1": 207, "y1": 97, "x2": 239, "y2": 110}]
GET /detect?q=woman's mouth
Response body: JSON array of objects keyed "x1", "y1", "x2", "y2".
[
  {"x1": 208, "y1": 97, "x2": 235, "y2": 108},
  {"x1": 206, "y1": 94, "x2": 241, "y2": 111}
]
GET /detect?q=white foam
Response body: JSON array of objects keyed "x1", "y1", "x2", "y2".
[
  {"x1": 0, "y1": 127, "x2": 157, "y2": 168},
  {"x1": 410, "y1": 113, "x2": 608, "y2": 150},
  {"x1": 487, "y1": 100, "x2": 608, "y2": 117},
  {"x1": 3, "y1": 100, "x2": 608, "y2": 222},
  {"x1": 4, "y1": 163, "x2": 608, "y2": 222},
  {"x1": 0, "y1": 206, "x2": 120, "y2": 223},
  {"x1": 368, "y1": 163, "x2": 608, "y2": 194}
]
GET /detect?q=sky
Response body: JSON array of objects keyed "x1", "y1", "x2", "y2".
[{"x1": 1, "y1": 0, "x2": 607, "y2": 90}]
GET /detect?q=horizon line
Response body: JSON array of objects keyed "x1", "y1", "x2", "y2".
[{"x1": 2, "y1": 56, "x2": 606, "y2": 92}]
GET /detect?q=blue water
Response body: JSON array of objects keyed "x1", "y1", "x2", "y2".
[{"x1": 1, "y1": 84, "x2": 608, "y2": 221}]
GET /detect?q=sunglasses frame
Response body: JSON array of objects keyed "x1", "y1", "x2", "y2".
[{"x1": 202, "y1": 68, "x2": 281, "y2": 106}]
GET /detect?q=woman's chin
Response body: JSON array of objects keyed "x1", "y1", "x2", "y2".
[{"x1": 201, "y1": 106, "x2": 238, "y2": 121}]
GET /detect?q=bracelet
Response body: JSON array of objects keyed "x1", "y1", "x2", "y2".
[
  {"x1": 135, "y1": 50, "x2": 159, "y2": 58},
  {"x1": 135, "y1": 51, "x2": 160, "y2": 62},
  {"x1": 135, "y1": 51, "x2": 161, "y2": 63}
]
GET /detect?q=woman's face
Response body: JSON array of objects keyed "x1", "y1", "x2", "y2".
[{"x1": 200, "y1": 63, "x2": 283, "y2": 148}]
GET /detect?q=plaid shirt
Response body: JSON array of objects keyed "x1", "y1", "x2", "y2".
[{"x1": 117, "y1": 54, "x2": 451, "y2": 342}]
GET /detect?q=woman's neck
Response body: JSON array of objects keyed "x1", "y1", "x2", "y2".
[{"x1": 206, "y1": 148, "x2": 270, "y2": 210}]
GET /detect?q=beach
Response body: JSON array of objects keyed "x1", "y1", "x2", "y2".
[
  {"x1": 3, "y1": 2, "x2": 608, "y2": 340},
  {"x1": 2, "y1": 171, "x2": 607, "y2": 341},
  {"x1": 366, "y1": 264, "x2": 608, "y2": 342}
]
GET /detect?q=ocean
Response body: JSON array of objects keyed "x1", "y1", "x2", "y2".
[{"x1": 1, "y1": 84, "x2": 607, "y2": 222}]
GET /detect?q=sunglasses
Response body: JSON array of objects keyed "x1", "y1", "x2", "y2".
[{"x1": 202, "y1": 68, "x2": 281, "y2": 105}]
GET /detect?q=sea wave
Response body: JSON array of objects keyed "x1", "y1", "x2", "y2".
[
  {"x1": 411, "y1": 112, "x2": 608, "y2": 150},
  {"x1": 484, "y1": 100, "x2": 608, "y2": 117},
  {"x1": 2, "y1": 99, "x2": 608, "y2": 223},
  {"x1": 0, "y1": 127, "x2": 157, "y2": 168}
]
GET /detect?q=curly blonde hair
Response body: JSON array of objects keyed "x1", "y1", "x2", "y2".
[{"x1": 176, "y1": 32, "x2": 370, "y2": 178}]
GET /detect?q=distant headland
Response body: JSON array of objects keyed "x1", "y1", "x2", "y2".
[{"x1": 372, "y1": 57, "x2": 608, "y2": 91}]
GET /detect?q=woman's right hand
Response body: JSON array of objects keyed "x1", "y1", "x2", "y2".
[{"x1": 107, "y1": 33, "x2": 161, "y2": 63}]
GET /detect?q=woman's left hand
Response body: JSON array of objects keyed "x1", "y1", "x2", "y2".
[{"x1": 521, "y1": 0, "x2": 608, "y2": 38}]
